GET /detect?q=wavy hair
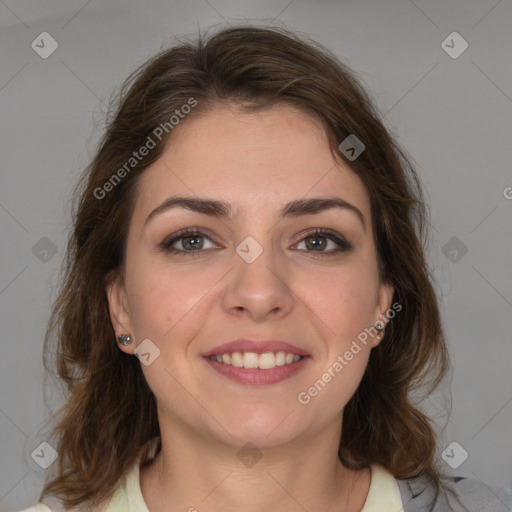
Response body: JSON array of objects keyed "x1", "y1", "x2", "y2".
[{"x1": 41, "y1": 25, "x2": 450, "y2": 508}]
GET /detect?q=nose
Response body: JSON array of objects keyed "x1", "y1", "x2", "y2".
[{"x1": 221, "y1": 240, "x2": 295, "y2": 322}]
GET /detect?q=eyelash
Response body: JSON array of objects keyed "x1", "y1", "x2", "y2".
[{"x1": 160, "y1": 227, "x2": 352, "y2": 258}]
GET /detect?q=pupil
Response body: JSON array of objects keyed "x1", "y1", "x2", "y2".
[
  {"x1": 306, "y1": 236, "x2": 325, "y2": 250},
  {"x1": 184, "y1": 236, "x2": 202, "y2": 250}
]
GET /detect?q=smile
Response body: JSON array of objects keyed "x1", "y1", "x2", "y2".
[
  {"x1": 204, "y1": 352, "x2": 309, "y2": 385},
  {"x1": 208, "y1": 351, "x2": 303, "y2": 369}
]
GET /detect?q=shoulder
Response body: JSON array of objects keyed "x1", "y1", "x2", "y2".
[
  {"x1": 15, "y1": 498, "x2": 109, "y2": 512},
  {"x1": 15, "y1": 505, "x2": 52, "y2": 512},
  {"x1": 396, "y1": 472, "x2": 512, "y2": 511},
  {"x1": 442, "y1": 476, "x2": 512, "y2": 512},
  {"x1": 15, "y1": 439, "x2": 160, "y2": 512}
]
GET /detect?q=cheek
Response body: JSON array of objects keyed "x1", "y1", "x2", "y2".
[
  {"x1": 125, "y1": 256, "x2": 219, "y2": 339},
  {"x1": 296, "y1": 257, "x2": 380, "y2": 341},
  {"x1": 298, "y1": 334, "x2": 371, "y2": 421}
]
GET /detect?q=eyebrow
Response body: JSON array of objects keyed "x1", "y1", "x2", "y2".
[{"x1": 144, "y1": 196, "x2": 366, "y2": 231}]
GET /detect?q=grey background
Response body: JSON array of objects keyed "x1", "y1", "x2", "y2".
[{"x1": 1, "y1": 0, "x2": 511, "y2": 509}]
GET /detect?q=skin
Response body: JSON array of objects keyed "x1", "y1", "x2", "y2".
[{"x1": 106, "y1": 102, "x2": 394, "y2": 512}]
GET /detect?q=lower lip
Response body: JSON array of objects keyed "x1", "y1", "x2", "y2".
[{"x1": 203, "y1": 356, "x2": 310, "y2": 385}]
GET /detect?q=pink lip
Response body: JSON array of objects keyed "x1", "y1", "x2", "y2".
[
  {"x1": 204, "y1": 356, "x2": 310, "y2": 385},
  {"x1": 202, "y1": 339, "x2": 310, "y2": 357}
]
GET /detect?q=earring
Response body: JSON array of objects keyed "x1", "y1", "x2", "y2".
[
  {"x1": 117, "y1": 334, "x2": 133, "y2": 346},
  {"x1": 375, "y1": 323, "x2": 384, "y2": 332}
]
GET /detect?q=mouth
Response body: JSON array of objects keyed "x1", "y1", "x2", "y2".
[
  {"x1": 202, "y1": 339, "x2": 311, "y2": 385},
  {"x1": 207, "y1": 351, "x2": 304, "y2": 370},
  {"x1": 203, "y1": 341, "x2": 311, "y2": 385},
  {"x1": 204, "y1": 355, "x2": 309, "y2": 385}
]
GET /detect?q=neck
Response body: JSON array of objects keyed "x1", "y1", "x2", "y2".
[{"x1": 139, "y1": 418, "x2": 370, "y2": 512}]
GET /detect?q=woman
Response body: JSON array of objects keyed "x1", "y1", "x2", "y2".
[{"x1": 20, "y1": 26, "x2": 511, "y2": 511}]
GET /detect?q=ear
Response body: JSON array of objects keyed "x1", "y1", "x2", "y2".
[
  {"x1": 371, "y1": 280, "x2": 395, "y2": 348},
  {"x1": 105, "y1": 271, "x2": 135, "y2": 354}
]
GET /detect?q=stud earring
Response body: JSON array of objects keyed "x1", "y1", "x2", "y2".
[
  {"x1": 117, "y1": 334, "x2": 133, "y2": 346},
  {"x1": 375, "y1": 323, "x2": 384, "y2": 332}
]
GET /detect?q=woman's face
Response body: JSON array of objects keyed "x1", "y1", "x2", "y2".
[{"x1": 107, "y1": 102, "x2": 393, "y2": 449}]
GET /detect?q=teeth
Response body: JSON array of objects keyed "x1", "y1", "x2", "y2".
[
  {"x1": 259, "y1": 352, "x2": 275, "y2": 369},
  {"x1": 231, "y1": 352, "x2": 243, "y2": 367},
  {"x1": 209, "y1": 351, "x2": 303, "y2": 369},
  {"x1": 275, "y1": 351, "x2": 286, "y2": 366},
  {"x1": 243, "y1": 352, "x2": 259, "y2": 369}
]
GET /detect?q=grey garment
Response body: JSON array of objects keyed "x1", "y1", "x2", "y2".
[{"x1": 396, "y1": 474, "x2": 512, "y2": 511}]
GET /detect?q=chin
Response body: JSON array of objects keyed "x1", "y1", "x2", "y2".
[{"x1": 214, "y1": 405, "x2": 302, "y2": 448}]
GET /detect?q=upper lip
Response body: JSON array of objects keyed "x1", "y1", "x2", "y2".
[{"x1": 203, "y1": 339, "x2": 310, "y2": 357}]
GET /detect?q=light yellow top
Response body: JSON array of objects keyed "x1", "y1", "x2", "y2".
[
  {"x1": 20, "y1": 462, "x2": 404, "y2": 511},
  {"x1": 108, "y1": 461, "x2": 403, "y2": 511}
]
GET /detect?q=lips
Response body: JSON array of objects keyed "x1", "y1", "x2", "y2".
[
  {"x1": 202, "y1": 339, "x2": 311, "y2": 385},
  {"x1": 202, "y1": 339, "x2": 310, "y2": 357}
]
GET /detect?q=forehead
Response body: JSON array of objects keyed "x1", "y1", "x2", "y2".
[{"x1": 133, "y1": 103, "x2": 371, "y2": 222}]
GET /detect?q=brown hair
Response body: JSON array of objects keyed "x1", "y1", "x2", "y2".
[{"x1": 41, "y1": 25, "x2": 450, "y2": 508}]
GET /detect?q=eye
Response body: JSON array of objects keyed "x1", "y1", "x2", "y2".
[
  {"x1": 160, "y1": 228, "x2": 218, "y2": 255},
  {"x1": 159, "y1": 227, "x2": 352, "y2": 257},
  {"x1": 294, "y1": 229, "x2": 352, "y2": 255}
]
